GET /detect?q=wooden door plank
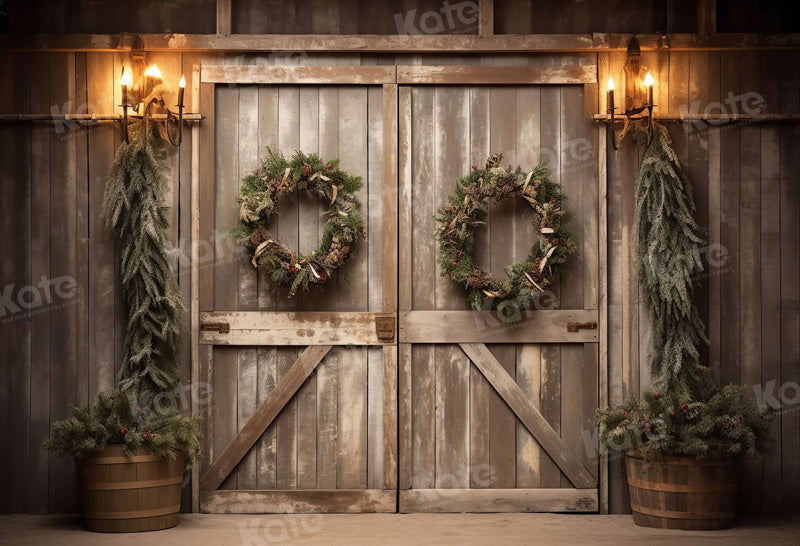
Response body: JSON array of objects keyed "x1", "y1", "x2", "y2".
[
  {"x1": 399, "y1": 488, "x2": 598, "y2": 513},
  {"x1": 434, "y1": 85, "x2": 471, "y2": 489},
  {"x1": 459, "y1": 343, "x2": 596, "y2": 489},
  {"x1": 336, "y1": 85, "x2": 369, "y2": 490},
  {"x1": 255, "y1": 84, "x2": 280, "y2": 491},
  {"x1": 201, "y1": 489, "x2": 396, "y2": 513},
  {"x1": 235, "y1": 83, "x2": 260, "y2": 491},
  {"x1": 296, "y1": 82, "x2": 321, "y2": 491},
  {"x1": 487, "y1": 80, "x2": 518, "y2": 490},
  {"x1": 397, "y1": 65, "x2": 597, "y2": 85},
  {"x1": 312, "y1": 81, "x2": 340, "y2": 490},
  {"x1": 468, "y1": 81, "x2": 492, "y2": 489},
  {"x1": 516, "y1": 344, "x2": 542, "y2": 488},
  {"x1": 200, "y1": 345, "x2": 332, "y2": 491},
  {"x1": 400, "y1": 310, "x2": 599, "y2": 343}
]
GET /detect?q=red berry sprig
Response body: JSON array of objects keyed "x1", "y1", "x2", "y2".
[{"x1": 120, "y1": 427, "x2": 129, "y2": 436}]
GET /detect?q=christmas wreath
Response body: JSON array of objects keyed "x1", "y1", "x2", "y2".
[
  {"x1": 436, "y1": 154, "x2": 577, "y2": 320},
  {"x1": 231, "y1": 149, "x2": 365, "y2": 297}
]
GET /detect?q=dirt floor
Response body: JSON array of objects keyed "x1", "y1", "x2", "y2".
[{"x1": 2, "y1": 514, "x2": 800, "y2": 545}]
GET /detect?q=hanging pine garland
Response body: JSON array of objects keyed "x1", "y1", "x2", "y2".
[
  {"x1": 635, "y1": 123, "x2": 711, "y2": 400},
  {"x1": 102, "y1": 119, "x2": 183, "y2": 400},
  {"x1": 435, "y1": 154, "x2": 577, "y2": 321},
  {"x1": 231, "y1": 149, "x2": 365, "y2": 297}
]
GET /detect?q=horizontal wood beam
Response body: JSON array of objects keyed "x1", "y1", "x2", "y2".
[
  {"x1": 400, "y1": 310, "x2": 598, "y2": 343},
  {"x1": 1, "y1": 33, "x2": 798, "y2": 53},
  {"x1": 594, "y1": 113, "x2": 800, "y2": 122},
  {"x1": 199, "y1": 311, "x2": 395, "y2": 346},
  {"x1": 201, "y1": 65, "x2": 397, "y2": 84},
  {"x1": 399, "y1": 488, "x2": 598, "y2": 513},
  {"x1": 0, "y1": 113, "x2": 204, "y2": 123},
  {"x1": 397, "y1": 65, "x2": 595, "y2": 85},
  {"x1": 200, "y1": 489, "x2": 396, "y2": 513},
  {"x1": 199, "y1": 345, "x2": 331, "y2": 491},
  {"x1": 460, "y1": 343, "x2": 597, "y2": 488}
]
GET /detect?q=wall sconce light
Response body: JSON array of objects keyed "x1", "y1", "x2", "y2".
[
  {"x1": 120, "y1": 62, "x2": 193, "y2": 147},
  {"x1": 605, "y1": 37, "x2": 656, "y2": 151}
]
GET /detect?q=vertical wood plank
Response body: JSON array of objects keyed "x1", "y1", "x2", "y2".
[
  {"x1": 738, "y1": 51, "x2": 763, "y2": 515},
  {"x1": 468, "y1": 83, "x2": 492, "y2": 489},
  {"x1": 719, "y1": 52, "x2": 741, "y2": 387},
  {"x1": 315, "y1": 81, "x2": 339, "y2": 490},
  {"x1": 410, "y1": 86, "x2": 436, "y2": 489},
  {"x1": 706, "y1": 51, "x2": 722, "y2": 386},
  {"x1": 276, "y1": 85, "x2": 300, "y2": 490},
  {"x1": 236, "y1": 84, "x2": 259, "y2": 491},
  {"x1": 213, "y1": 84, "x2": 239, "y2": 490},
  {"x1": 255, "y1": 83, "x2": 280, "y2": 491},
  {"x1": 336, "y1": 86, "x2": 369, "y2": 490}
]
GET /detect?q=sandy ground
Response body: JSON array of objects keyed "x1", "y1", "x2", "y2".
[{"x1": 2, "y1": 514, "x2": 800, "y2": 545}]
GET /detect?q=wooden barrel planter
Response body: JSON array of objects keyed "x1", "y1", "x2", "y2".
[
  {"x1": 77, "y1": 445, "x2": 184, "y2": 532},
  {"x1": 625, "y1": 453, "x2": 739, "y2": 530}
]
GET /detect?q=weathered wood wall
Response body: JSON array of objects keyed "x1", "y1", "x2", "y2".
[{"x1": 0, "y1": 48, "x2": 797, "y2": 515}]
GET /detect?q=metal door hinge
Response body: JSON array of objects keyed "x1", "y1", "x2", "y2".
[
  {"x1": 201, "y1": 322, "x2": 230, "y2": 334},
  {"x1": 567, "y1": 321, "x2": 598, "y2": 333},
  {"x1": 375, "y1": 316, "x2": 396, "y2": 343}
]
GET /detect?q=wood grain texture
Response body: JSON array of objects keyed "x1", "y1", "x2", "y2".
[
  {"x1": 397, "y1": 65, "x2": 596, "y2": 85},
  {"x1": 200, "y1": 489, "x2": 396, "y2": 513},
  {"x1": 5, "y1": 33, "x2": 800, "y2": 53},
  {"x1": 399, "y1": 488, "x2": 598, "y2": 513},
  {"x1": 201, "y1": 65, "x2": 396, "y2": 84},
  {"x1": 199, "y1": 311, "x2": 395, "y2": 345},
  {"x1": 400, "y1": 310, "x2": 599, "y2": 343}
]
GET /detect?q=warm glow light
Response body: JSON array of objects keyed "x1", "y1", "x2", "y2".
[
  {"x1": 121, "y1": 67, "x2": 133, "y2": 87},
  {"x1": 607, "y1": 77, "x2": 615, "y2": 91},
  {"x1": 145, "y1": 64, "x2": 162, "y2": 79},
  {"x1": 179, "y1": 75, "x2": 186, "y2": 88},
  {"x1": 644, "y1": 72, "x2": 654, "y2": 87}
]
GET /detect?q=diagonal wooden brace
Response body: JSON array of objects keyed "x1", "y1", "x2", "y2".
[
  {"x1": 459, "y1": 343, "x2": 596, "y2": 489},
  {"x1": 200, "y1": 345, "x2": 332, "y2": 491}
]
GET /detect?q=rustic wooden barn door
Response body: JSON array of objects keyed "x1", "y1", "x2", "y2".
[
  {"x1": 396, "y1": 65, "x2": 603, "y2": 512},
  {"x1": 193, "y1": 66, "x2": 398, "y2": 513}
]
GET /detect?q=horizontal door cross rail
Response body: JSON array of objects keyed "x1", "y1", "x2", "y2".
[
  {"x1": 397, "y1": 65, "x2": 596, "y2": 85},
  {"x1": 459, "y1": 342, "x2": 597, "y2": 489},
  {"x1": 399, "y1": 488, "x2": 598, "y2": 513},
  {"x1": 401, "y1": 310, "x2": 599, "y2": 343},
  {"x1": 1, "y1": 33, "x2": 798, "y2": 53},
  {"x1": 200, "y1": 345, "x2": 332, "y2": 491},
  {"x1": 201, "y1": 64, "x2": 396, "y2": 84},
  {"x1": 199, "y1": 311, "x2": 396, "y2": 346},
  {"x1": 201, "y1": 490, "x2": 396, "y2": 514}
]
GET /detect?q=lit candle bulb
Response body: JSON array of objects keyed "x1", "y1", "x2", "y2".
[
  {"x1": 121, "y1": 67, "x2": 132, "y2": 105},
  {"x1": 144, "y1": 63, "x2": 162, "y2": 98},
  {"x1": 177, "y1": 75, "x2": 185, "y2": 109},
  {"x1": 644, "y1": 72, "x2": 654, "y2": 106},
  {"x1": 607, "y1": 76, "x2": 615, "y2": 113}
]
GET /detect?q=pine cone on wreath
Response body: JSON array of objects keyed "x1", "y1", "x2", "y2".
[
  {"x1": 249, "y1": 229, "x2": 264, "y2": 246},
  {"x1": 302, "y1": 164, "x2": 312, "y2": 177}
]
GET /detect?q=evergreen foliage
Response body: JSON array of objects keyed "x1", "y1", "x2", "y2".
[
  {"x1": 596, "y1": 387, "x2": 774, "y2": 461},
  {"x1": 46, "y1": 391, "x2": 200, "y2": 462},
  {"x1": 635, "y1": 123, "x2": 711, "y2": 400},
  {"x1": 103, "y1": 121, "x2": 183, "y2": 399}
]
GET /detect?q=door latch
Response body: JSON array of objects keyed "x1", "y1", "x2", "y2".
[
  {"x1": 375, "y1": 316, "x2": 396, "y2": 343},
  {"x1": 201, "y1": 322, "x2": 230, "y2": 334},
  {"x1": 567, "y1": 321, "x2": 597, "y2": 333}
]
